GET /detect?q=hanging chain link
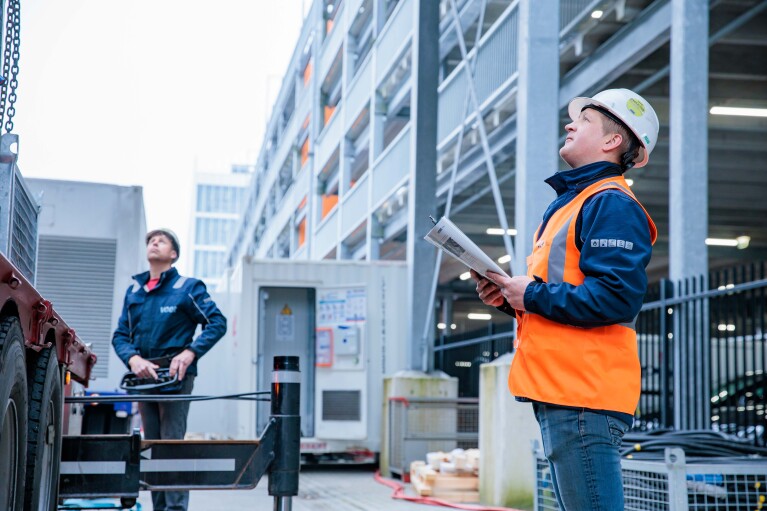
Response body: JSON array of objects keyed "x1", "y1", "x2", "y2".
[{"x1": 0, "y1": 0, "x2": 20, "y2": 134}]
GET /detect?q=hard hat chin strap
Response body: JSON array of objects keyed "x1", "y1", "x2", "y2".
[{"x1": 620, "y1": 137, "x2": 639, "y2": 172}]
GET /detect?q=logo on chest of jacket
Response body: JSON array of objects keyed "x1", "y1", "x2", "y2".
[{"x1": 160, "y1": 305, "x2": 177, "y2": 314}]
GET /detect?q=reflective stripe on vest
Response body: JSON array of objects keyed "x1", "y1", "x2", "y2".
[{"x1": 508, "y1": 175, "x2": 658, "y2": 415}]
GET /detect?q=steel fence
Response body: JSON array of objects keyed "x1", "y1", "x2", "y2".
[
  {"x1": 635, "y1": 263, "x2": 767, "y2": 447},
  {"x1": 535, "y1": 444, "x2": 767, "y2": 510},
  {"x1": 387, "y1": 396, "x2": 479, "y2": 477},
  {"x1": 434, "y1": 322, "x2": 514, "y2": 397}
]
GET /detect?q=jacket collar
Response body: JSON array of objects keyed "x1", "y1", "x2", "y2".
[
  {"x1": 133, "y1": 266, "x2": 178, "y2": 287},
  {"x1": 545, "y1": 161, "x2": 622, "y2": 196}
]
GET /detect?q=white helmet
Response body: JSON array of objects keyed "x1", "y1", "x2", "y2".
[{"x1": 568, "y1": 88, "x2": 659, "y2": 169}]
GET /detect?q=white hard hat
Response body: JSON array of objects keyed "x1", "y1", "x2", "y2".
[{"x1": 568, "y1": 88, "x2": 659, "y2": 168}]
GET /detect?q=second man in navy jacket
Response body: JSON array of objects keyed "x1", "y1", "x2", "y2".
[{"x1": 112, "y1": 228, "x2": 226, "y2": 511}]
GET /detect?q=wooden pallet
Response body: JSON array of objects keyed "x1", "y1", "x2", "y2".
[{"x1": 410, "y1": 461, "x2": 480, "y2": 503}]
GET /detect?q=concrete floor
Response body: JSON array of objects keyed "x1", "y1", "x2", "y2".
[{"x1": 135, "y1": 466, "x2": 466, "y2": 511}]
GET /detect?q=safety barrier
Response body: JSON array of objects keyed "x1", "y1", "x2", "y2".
[
  {"x1": 387, "y1": 396, "x2": 479, "y2": 478},
  {"x1": 60, "y1": 356, "x2": 301, "y2": 510}
]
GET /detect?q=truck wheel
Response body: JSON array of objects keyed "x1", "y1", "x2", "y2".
[
  {"x1": 0, "y1": 317, "x2": 28, "y2": 511},
  {"x1": 24, "y1": 346, "x2": 62, "y2": 511}
]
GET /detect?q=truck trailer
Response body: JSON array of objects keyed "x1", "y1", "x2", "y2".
[{"x1": 0, "y1": 132, "x2": 97, "y2": 511}]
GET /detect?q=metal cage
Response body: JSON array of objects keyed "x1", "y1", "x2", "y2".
[
  {"x1": 387, "y1": 397, "x2": 479, "y2": 477},
  {"x1": 535, "y1": 444, "x2": 767, "y2": 511}
]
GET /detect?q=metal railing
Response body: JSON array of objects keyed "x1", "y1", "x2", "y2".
[
  {"x1": 435, "y1": 262, "x2": 767, "y2": 446},
  {"x1": 387, "y1": 396, "x2": 479, "y2": 477}
]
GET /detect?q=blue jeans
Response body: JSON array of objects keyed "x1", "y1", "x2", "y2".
[{"x1": 533, "y1": 402, "x2": 630, "y2": 511}]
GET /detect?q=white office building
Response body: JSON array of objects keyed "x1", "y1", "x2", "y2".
[{"x1": 189, "y1": 166, "x2": 251, "y2": 288}]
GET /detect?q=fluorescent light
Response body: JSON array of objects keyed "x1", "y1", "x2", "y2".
[
  {"x1": 450, "y1": 323, "x2": 457, "y2": 330},
  {"x1": 625, "y1": 179, "x2": 634, "y2": 186},
  {"x1": 486, "y1": 228, "x2": 517, "y2": 236},
  {"x1": 468, "y1": 313, "x2": 492, "y2": 320},
  {"x1": 591, "y1": 9, "x2": 604, "y2": 19},
  {"x1": 459, "y1": 271, "x2": 471, "y2": 281},
  {"x1": 437, "y1": 322, "x2": 447, "y2": 330},
  {"x1": 705, "y1": 236, "x2": 750, "y2": 249},
  {"x1": 736, "y1": 236, "x2": 751, "y2": 249},
  {"x1": 710, "y1": 106, "x2": 767, "y2": 118},
  {"x1": 498, "y1": 254, "x2": 511, "y2": 264}
]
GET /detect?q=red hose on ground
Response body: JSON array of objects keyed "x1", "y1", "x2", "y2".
[{"x1": 373, "y1": 470, "x2": 523, "y2": 511}]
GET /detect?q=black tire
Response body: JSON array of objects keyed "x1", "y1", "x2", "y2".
[
  {"x1": 0, "y1": 316, "x2": 28, "y2": 511},
  {"x1": 24, "y1": 345, "x2": 62, "y2": 511}
]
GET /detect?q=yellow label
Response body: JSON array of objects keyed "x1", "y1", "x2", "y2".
[
  {"x1": 280, "y1": 304, "x2": 293, "y2": 315},
  {"x1": 626, "y1": 98, "x2": 645, "y2": 117}
]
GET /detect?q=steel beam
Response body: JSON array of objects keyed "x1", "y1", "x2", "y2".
[
  {"x1": 669, "y1": 0, "x2": 709, "y2": 430},
  {"x1": 515, "y1": 0, "x2": 559, "y2": 274},
  {"x1": 406, "y1": 0, "x2": 440, "y2": 370},
  {"x1": 559, "y1": 0, "x2": 671, "y2": 107}
]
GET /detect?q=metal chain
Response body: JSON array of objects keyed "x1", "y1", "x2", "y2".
[
  {"x1": 0, "y1": 0, "x2": 15, "y2": 130},
  {"x1": 4, "y1": 0, "x2": 20, "y2": 133}
]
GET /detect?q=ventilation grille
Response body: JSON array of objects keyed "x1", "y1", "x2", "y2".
[
  {"x1": 10, "y1": 171, "x2": 38, "y2": 282},
  {"x1": 322, "y1": 390, "x2": 361, "y2": 421},
  {"x1": 36, "y1": 236, "x2": 117, "y2": 379}
]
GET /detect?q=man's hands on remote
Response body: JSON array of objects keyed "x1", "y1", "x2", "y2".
[
  {"x1": 128, "y1": 355, "x2": 159, "y2": 380},
  {"x1": 170, "y1": 349, "x2": 196, "y2": 381}
]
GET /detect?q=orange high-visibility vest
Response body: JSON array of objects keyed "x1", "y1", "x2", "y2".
[{"x1": 508, "y1": 175, "x2": 657, "y2": 415}]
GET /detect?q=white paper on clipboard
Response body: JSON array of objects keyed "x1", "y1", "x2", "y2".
[{"x1": 424, "y1": 216, "x2": 510, "y2": 279}]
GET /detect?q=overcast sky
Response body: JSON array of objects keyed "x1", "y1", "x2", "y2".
[{"x1": 16, "y1": 0, "x2": 309, "y2": 273}]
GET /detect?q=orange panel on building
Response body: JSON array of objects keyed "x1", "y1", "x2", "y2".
[
  {"x1": 297, "y1": 218, "x2": 306, "y2": 247},
  {"x1": 321, "y1": 194, "x2": 339, "y2": 219},
  {"x1": 303, "y1": 59, "x2": 313, "y2": 86},
  {"x1": 324, "y1": 105, "x2": 336, "y2": 125},
  {"x1": 301, "y1": 138, "x2": 310, "y2": 167}
]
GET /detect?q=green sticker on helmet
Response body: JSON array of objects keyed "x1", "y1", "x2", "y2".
[
  {"x1": 627, "y1": 98, "x2": 645, "y2": 117},
  {"x1": 643, "y1": 135, "x2": 651, "y2": 144}
]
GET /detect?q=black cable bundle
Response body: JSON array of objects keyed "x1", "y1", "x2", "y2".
[{"x1": 620, "y1": 429, "x2": 767, "y2": 510}]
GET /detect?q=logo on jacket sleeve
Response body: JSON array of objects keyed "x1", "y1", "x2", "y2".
[
  {"x1": 590, "y1": 239, "x2": 634, "y2": 250},
  {"x1": 160, "y1": 305, "x2": 177, "y2": 314}
]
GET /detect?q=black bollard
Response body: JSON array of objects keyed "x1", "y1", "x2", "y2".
[{"x1": 269, "y1": 356, "x2": 300, "y2": 511}]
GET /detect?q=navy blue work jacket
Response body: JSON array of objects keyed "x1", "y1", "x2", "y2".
[
  {"x1": 111, "y1": 267, "x2": 227, "y2": 376},
  {"x1": 499, "y1": 161, "x2": 654, "y2": 327}
]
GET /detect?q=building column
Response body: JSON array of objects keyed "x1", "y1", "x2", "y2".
[
  {"x1": 670, "y1": 0, "x2": 709, "y2": 431},
  {"x1": 406, "y1": 0, "x2": 439, "y2": 371},
  {"x1": 515, "y1": 0, "x2": 559, "y2": 274},
  {"x1": 669, "y1": 0, "x2": 709, "y2": 281}
]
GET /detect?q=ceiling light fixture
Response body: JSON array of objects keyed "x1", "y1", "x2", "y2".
[
  {"x1": 591, "y1": 10, "x2": 604, "y2": 19},
  {"x1": 497, "y1": 254, "x2": 511, "y2": 264},
  {"x1": 459, "y1": 272, "x2": 471, "y2": 281},
  {"x1": 486, "y1": 228, "x2": 518, "y2": 236},
  {"x1": 468, "y1": 313, "x2": 492, "y2": 320},
  {"x1": 710, "y1": 106, "x2": 767, "y2": 118},
  {"x1": 705, "y1": 236, "x2": 750, "y2": 249}
]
